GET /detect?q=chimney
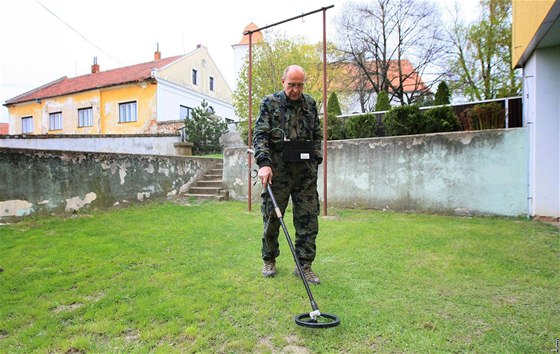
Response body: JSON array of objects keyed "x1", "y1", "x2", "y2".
[
  {"x1": 91, "y1": 57, "x2": 100, "y2": 73},
  {"x1": 154, "y1": 43, "x2": 161, "y2": 61}
]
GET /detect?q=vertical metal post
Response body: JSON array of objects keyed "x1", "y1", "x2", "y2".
[
  {"x1": 244, "y1": 5, "x2": 334, "y2": 213},
  {"x1": 322, "y1": 8, "x2": 328, "y2": 216},
  {"x1": 248, "y1": 34, "x2": 253, "y2": 212},
  {"x1": 504, "y1": 97, "x2": 509, "y2": 129}
]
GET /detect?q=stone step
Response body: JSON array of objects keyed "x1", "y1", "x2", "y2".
[
  {"x1": 189, "y1": 186, "x2": 223, "y2": 195},
  {"x1": 181, "y1": 193, "x2": 227, "y2": 201},
  {"x1": 196, "y1": 180, "x2": 224, "y2": 188},
  {"x1": 202, "y1": 174, "x2": 222, "y2": 180},
  {"x1": 179, "y1": 160, "x2": 228, "y2": 201}
]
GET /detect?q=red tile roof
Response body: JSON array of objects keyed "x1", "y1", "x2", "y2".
[
  {"x1": 0, "y1": 122, "x2": 8, "y2": 134},
  {"x1": 334, "y1": 59, "x2": 430, "y2": 94},
  {"x1": 4, "y1": 55, "x2": 184, "y2": 105}
]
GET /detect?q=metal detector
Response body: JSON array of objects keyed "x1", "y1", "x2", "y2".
[{"x1": 265, "y1": 184, "x2": 340, "y2": 328}]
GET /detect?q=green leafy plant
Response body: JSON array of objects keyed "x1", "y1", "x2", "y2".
[
  {"x1": 345, "y1": 113, "x2": 379, "y2": 139},
  {"x1": 434, "y1": 81, "x2": 451, "y2": 105},
  {"x1": 382, "y1": 105, "x2": 424, "y2": 136},
  {"x1": 327, "y1": 92, "x2": 345, "y2": 140},
  {"x1": 374, "y1": 90, "x2": 391, "y2": 111},
  {"x1": 184, "y1": 100, "x2": 228, "y2": 154},
  {"x1": 423, "y1": 106, "x2": 460, "y2": 133},
  {"x1": 459, "y1": 102, "x2": 506, "y2": 130}
]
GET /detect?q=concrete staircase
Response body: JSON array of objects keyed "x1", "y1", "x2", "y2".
[{"x1": 181, "y1": 161, "x2": 228, "y2": 201}]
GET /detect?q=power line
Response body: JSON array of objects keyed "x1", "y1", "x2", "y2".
[{"x1": 35, "y1": 0, "x2": 123, "y2": 66}]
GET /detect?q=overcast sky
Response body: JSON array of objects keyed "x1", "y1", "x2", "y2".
[{"x1": 0, "y1": 0, "x2": 479, "y2": 123}]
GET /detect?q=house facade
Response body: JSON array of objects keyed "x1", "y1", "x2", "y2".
[
  {"x1": 337, "y1": 59, "x2": 432, "y2": 114},
  {"x1": 4, "y1": 45, "x2": 237, "y2": 136},
  {"x1": 512, "y1": 0, "x2": 560, "y2": 219}
]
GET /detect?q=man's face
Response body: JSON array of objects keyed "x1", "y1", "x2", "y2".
[{"x1": 282, "y1": 69, "x2": 305, "y2": 101}]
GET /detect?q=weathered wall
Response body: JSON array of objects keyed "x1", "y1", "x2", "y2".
[
  {"x1": 0, "y1": 134, "x2": 180, "y2": 155},
  {"x1": 224, "y1": 128, "x2": 529, "y2": 217},
  {"x1": 0, "y1": 148, "x2": 219, "y2": 220}
]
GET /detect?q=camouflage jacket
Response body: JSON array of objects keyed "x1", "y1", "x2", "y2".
[{"x1": 252, "y1": 91, "x2": 323, "y2": 168}]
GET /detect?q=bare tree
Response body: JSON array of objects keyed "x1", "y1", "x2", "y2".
[{"x1": 334, "y1": 0, "x2": 448, "y2": 109}]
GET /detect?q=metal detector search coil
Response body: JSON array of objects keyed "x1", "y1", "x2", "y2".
[{"x1": 266, "y1": 184, "x2": 340, "y2": 329}]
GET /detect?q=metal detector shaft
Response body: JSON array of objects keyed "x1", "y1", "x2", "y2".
[{"x1": 266, "y1": 184, "x2": 319, "y2": 312}]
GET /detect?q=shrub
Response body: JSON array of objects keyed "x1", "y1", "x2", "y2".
[
  {"x1": 460, "y1": 102, "x2": 506, "y2": 130},
  {"x1": 184, "y1": 100, "x2": 228, "y2": 154},
  {"x1": 345, "y1": 113, "x2": 379, "y2": 139},
  {"x1": 383, "y1": 105, "x2": 424, "y2": 136},
  {"x1": 423, "y1": 106, "x2": 460, "y2": 133},
  {"x1": 327, "y1": 92, "x2": 345, "y2": 140},
  {"x1": 375, "y1": 90, "x2": 391, "y2": 111},
  {"x1": 434, "y1": 81, "x2": 451, "y2": 105}
]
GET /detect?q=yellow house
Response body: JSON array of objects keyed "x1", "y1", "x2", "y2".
[
  {"x1": 512, "y1": 0, "x2": 560, "y2": 219},
  {"x1": 4, "y1": 45, "x2": 237, "y2": 135}
]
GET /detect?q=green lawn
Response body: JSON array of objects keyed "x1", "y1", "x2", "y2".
[{"x1": 0, "y1": 200, "x2": 558, "y2": 353}]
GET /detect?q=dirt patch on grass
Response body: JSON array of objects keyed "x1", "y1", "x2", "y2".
[{"x1": 52, "y1": 302, "x2": 83, "y2": 313}]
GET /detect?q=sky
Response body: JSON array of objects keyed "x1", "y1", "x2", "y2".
[{"x1": 0, "y1": 0, "x2": 479, "y2": 123}]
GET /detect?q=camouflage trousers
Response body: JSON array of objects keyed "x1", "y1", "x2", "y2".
[{"x1": 260, "y1": 155, "x2": 320, "y2": 265}]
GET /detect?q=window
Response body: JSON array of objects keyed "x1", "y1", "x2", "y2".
[
  {"x1": 49, "y1": 112, "x2": 62, "y2": 131},
  {"x1": 209, "y1": 76, "x2": 215, "y2": 91},
  {"x1": 78, "y1": 107, "x2": 93, "y2": 127},
  {"x1": 192, "y1": 69, "x2": 198, "y2": 85},
  {"x1": 119, "y1": 101, "x2": 137, "y2": 123},
  {"x1": 180, "y1": 105, "x2": 192, "y2": 120},
  {"x1": 206, "y1": 106, "x2": 215, "y2": 114},
  {"x1": 22, "y1": 116, "x2": 33, "y2": 134}
]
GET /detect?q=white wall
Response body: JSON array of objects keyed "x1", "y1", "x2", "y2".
[
  {"x1": 524, "y1": 46, "x2": 560, "y2": 218},
  {"x1": 0, "y1": 135, "x2": 180, "y2": 155},
  {"x1": 156, "y1": 79, "x2": 237, "y2": 123},
  {"x1": 225, "y1": 129, "x2": 530, "y2": 217}
]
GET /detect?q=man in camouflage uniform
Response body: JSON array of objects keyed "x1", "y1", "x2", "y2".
[{"x1": 253, "y1": 65, "x2": 323, "y2": 284}]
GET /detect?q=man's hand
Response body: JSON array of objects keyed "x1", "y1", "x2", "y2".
[{"x1": 258, "y1": 166, "x2": 273, "y2": 187}]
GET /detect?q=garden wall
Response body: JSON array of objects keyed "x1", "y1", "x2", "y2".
[
  {"x1": 224, "y1": 128, "x2": 529, "y2": 217},
  {"x1": 0, "y1": 134, "x2": 181, "y2": 156},
  {"x1": 0, "y1": 148, "x2": 219, "y2": 220}
]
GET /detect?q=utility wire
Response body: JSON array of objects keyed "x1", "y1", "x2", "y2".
[{"x1": 35, "y1": 0, "x2": 123, "y2": 65}]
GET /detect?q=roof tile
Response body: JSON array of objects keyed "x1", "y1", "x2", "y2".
[{"x1": 5, "y1": 55, "x2": 184, "y2": 105}]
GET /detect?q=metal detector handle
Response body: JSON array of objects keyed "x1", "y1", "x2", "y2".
[
  {"x1": 265, "y1": 184, "x2": 319, "y2": 313},
  {"x1": 266, "y1": 184, "x2": 282, "y2": 219}
]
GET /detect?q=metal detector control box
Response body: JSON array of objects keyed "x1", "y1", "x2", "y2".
[{"x1": 282, "y1": 140, "x2": 314, "y2": 162}]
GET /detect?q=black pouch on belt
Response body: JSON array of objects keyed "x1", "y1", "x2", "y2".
[{"x1": 282, "y1": 140, "x2": 314, "y2": 162}]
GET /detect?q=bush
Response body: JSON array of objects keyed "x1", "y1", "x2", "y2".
[
  {"x1": 184, "y1": 100, "x2": 228, "y2": 154},
  {"x1": 382, "y1": 105, "x2": 424, "y2": 136},
  {"x1": 327, "y1": 114, "x2": 346, "y2": 140},
  {"x1": 423, "y1": 106, "x2": 460, "y2": 133},
  {"x1": 327, "y1": 92, "x2": 345, "y2": 140},
  {"x1": 434, "y1": 81, "x2": 451, "y2": 105},
  {"x1": 459, "y1": 102, "x2": 505, "y2": 131},
  {"x1": 345, "y1": 113, "x2": 379, "y2": 139},
  {"x1": 375, "y1": 90, "x2": 391, "y2": 111}
]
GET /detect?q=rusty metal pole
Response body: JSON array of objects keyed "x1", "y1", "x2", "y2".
[
  {"x1": 244, "y1": 5, "x2": 334, "y2": 213},
  {"x1": 322, "y1": 8, "x2": 328, "y2": 216},
  {"x1": 248, "y1": 33, "x2": 253, "y2": 212}
]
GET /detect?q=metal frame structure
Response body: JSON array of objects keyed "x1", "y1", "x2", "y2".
[{"x1": 244, "y1": 5, "x2": 334, "y2": 215}]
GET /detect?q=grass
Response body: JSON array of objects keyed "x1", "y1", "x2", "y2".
[{"x1": 0, "y1": 200, "x2": 558, "y2": 353}]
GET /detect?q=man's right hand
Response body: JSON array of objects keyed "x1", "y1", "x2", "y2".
[{"x1": 258, "y1": 166, "x2": 273, "y2": 187}]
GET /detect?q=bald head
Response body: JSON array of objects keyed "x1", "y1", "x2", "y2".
[{"x1": 282, "y1": 65, "x2": 306, "y2": 101}]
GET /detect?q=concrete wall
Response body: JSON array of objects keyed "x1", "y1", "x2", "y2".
[
  {"x1": 0, "y1": 134, "x2": 180, "y2": 156},
  {"x1": 224, "y1": 128, "x2": 529, "y2": 217},
  {"x1": 0, "y1": 148, "x2": 219, "y2": 220},
  {"x1": 524, "y1": 46, "x2": 560, "y2": 218}
]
